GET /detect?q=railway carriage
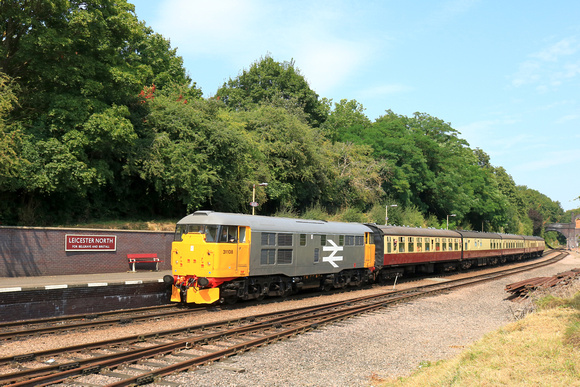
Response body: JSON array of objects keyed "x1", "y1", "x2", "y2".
[
  {"x1": 167, "y1": 211, "x2": 377, "y2": 304},
  {"x1": 456, "y1": 230, "x2": 504, "y2": 267},
  {"x1": 524, "y1": 235, "x2": 545, "y2": 258},
  {"x1": 375, "y1": 226, "x2": 462, "y2": 279}
]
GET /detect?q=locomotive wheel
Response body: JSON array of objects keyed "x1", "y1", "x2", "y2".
[{"x1": 255, "y1": 285, "x2": 265, "y2": 301}]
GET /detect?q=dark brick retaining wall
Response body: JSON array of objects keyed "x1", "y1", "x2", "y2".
[{"x1": 0, "y1": 226, "x2": 174, "y2": 277}]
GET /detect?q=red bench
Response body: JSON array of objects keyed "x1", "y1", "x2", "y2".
[{"x1": 127, "y1": 253, "x2": 162, "y2": 272}]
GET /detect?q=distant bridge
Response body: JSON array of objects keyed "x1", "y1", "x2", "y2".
[{"x1": 545, "y1": 213, "x2": 580, "y2": 250}]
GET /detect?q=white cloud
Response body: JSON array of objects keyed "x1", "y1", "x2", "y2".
[
  {"x1": 511, "y1": 36, "x2": 580, "y2": 89},
  {"x1": 514, "y1": 150, "x2": 580, "y2": 172},
  {"x1": 555, "y1": 114, "x2": 580, "y2": 124},
  {"x1": 152, "y1": 0, "x2": 379, "y2": 95},
  {"x1": 154, "y1": 0, "x2": 262, "y2": 56},
  {"x1": 532, "y1": 37, "x2": 578, "y2": 62}
]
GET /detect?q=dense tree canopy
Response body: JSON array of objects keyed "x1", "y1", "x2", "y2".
[{"x1": 0, "y1": 1, "x2": 564, "y2": 236}]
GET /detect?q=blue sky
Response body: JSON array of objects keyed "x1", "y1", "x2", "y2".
[{"x1": 130, "y1": 0, "x2": 580, "y2": 212}]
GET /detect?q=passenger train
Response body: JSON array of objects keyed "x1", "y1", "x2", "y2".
[{"x1": 164, "y1": 211, "x2": 545, "y2": 304}]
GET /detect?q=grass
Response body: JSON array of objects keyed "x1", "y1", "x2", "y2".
[{"x1": 380, "y1": 280, "x2": 580, "y2": 387}]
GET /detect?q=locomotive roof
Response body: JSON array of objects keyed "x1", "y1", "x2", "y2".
[{"x1": 177, "y1": 211, "x2": 372, "y2": 234}]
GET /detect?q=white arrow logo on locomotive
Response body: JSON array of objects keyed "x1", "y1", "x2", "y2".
[{"x1": 322, "y1": 239, "x2": 343, "y2": 268}]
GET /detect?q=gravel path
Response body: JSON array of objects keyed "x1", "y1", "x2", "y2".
[{"x1": 166, "y1": 251, "x2": 580, "y2": 387}]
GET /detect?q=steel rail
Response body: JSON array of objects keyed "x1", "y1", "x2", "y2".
[
  {"x1": 0, "y1": 307, "x2": 205, "y2": 341},
  {"x1": 0, "y1": 304, "x2": 177, "y2": 330}
]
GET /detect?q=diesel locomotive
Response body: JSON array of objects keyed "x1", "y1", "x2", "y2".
[{"x1": 164, "y1": 211, "x2": 545, "y2": 304}]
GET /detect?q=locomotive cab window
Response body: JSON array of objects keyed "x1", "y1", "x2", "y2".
[
  {"x1": 219, "y1": 225, "x2": 238, "y2": 243},
  {"x1": 239, "y1": 227, "x2": 247, "y2": 243},
  {"x1": 174, "y1": 224, "x2": 219, "y2": 243}
]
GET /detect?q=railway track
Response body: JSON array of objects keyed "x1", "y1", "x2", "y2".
[
  {"x1": 0, "y1": 251, "x2": 567, "y2": 387},
  {"x1": 0, "y1": 304, "x2": 208, "y2": 341}
]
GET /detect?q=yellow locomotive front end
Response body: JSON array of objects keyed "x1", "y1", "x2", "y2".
[{"x1": 167, "y1": 223, "x2": 250, "y2": 304}]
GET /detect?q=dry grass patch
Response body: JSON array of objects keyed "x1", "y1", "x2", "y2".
[
  {"x1": 382, "y1": 279, "x2": 580, "y2": 387},
  {"x1": 382, "y1": 308, "x2": 580, "y2": 386}
]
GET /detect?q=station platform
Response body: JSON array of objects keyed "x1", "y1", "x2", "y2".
[{"x1": 0, "y1": 270, "x2": 171, "y2": 293}]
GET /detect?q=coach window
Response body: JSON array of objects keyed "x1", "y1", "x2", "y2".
[
  {"x1": 399, "y1": 237, "x2": 405, "y2": 253},
  {"x1": 435, "y1": 238, "x2": 440, "y2": 251},
  {"x1": 442, "y1": 238, "x2": 447, "y2": 251},
  {"x1": 300, "y1": 234, "x2": 307, "y2": 246},
  {"x1": 425, "y1": 238, "x2": 430, "y2": 252},
  {"x1": 455, "y1": 239, "x2": 459, "y2": 251},
  {"x1": 417, "y1": 237, "x2": 422, "y2": 252},
  {"x1": 408, "y1": 237, "x2": 414, "y2": 252}
]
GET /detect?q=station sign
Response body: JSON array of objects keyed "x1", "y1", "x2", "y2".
[{"x1": 65, "y1": 234, "x2": 117, "y2": 251}]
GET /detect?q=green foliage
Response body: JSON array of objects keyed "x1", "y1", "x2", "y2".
[
  {"x1": 0, "y1": 73, "x2": 24, "y2": 185},
  {"x1": 302, "y1": 204, "x2": 331, "y2": 221},
  {"x1": 216, "y1": 55, "x2": 326, "y2": 127},
  {"x1": 335, "y1": 207, "x2": 366, "y2": 223},
  {"x1": 320, "y1": 98, "x2": 371, "y2": 142}
]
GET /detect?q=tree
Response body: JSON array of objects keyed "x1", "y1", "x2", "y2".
[
  {"x1": 320, "y1": 99, "x2": 371, "y2": 142},
  {"x1": 215, "y1": 55, "x2": 327, "y2": 127},
  {"x1": 0, "y1": 0, "x2": 197, "y2": 224}
]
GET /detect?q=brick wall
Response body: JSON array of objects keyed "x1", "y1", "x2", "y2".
[{"x1": 0, "y1": 226, "x2": 174, "y2": 277}]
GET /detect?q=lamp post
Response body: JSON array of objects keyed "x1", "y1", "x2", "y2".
[
  {"x1": 385, "y1": 204, "x2": 398, "y2": 225},
  {"x1": 251, "y1": 183, "x2": 268, "y2": 215},
  {"x1": 446, "y1": 214, "x2": 456, "y2": 230}
]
